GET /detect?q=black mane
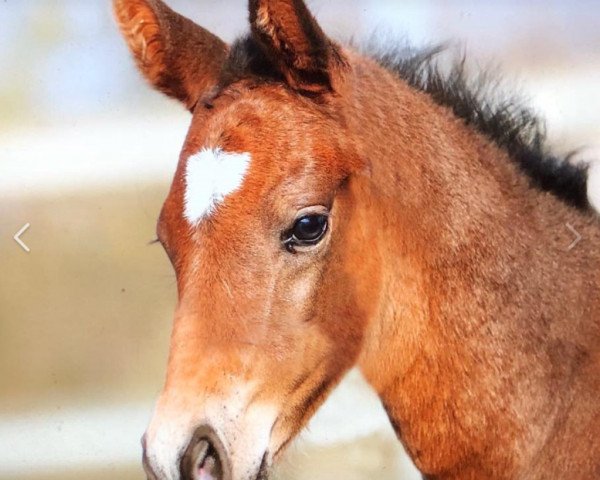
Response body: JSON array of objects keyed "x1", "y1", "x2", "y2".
[
  {"x1": 373, "y1": 45, "x2": 590, "y2": 210},
  {"x1": 219, "y1": 35, "x2": 590, "y2": 210}
]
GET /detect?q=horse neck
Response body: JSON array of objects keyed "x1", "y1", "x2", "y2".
[{"x1": 345, "y1": 56, "x2": 600, "y2": 477}]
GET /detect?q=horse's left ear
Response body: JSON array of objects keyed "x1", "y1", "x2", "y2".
[{"x1": 249, "y1": 0, "x2": 347, "y2": 93}]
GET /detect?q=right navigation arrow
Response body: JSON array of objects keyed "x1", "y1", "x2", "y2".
[{"x1": 565, "y1": 223, "x2": 582, "y2": 251}]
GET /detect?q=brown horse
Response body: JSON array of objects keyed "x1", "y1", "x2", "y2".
[{"x1": 113, "y1": 1, "x2": 600, "y2": 479}]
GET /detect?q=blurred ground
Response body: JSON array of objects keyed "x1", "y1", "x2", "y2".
[{"x1": 1, "y1": 1, "x2": 599, "y2": 479}]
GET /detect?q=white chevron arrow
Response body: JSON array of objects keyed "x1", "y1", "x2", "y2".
[
  {"x1": 13, "y1": 223, "x2": 31, "y2": 253},
  {"x1": 565, "y1": 223, "x2": 582, "y2": 251}
]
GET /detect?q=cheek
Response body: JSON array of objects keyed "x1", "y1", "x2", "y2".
[
  {"x1": 314, "y1": 244, "x2": 375, "y2": 361},
  {"x1": 287, "y1": 276, "x2": 315, "y2": 304},
  {"x1": 281, "y1": 265, "x2": 339, "y2": 335}
]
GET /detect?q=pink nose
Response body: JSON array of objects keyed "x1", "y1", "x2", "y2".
[
  {"x1": 141, "y1": 426, "x2": 231, "y2": 480},
  {"x1": 180, "y1": 425, "x2": 231, "y2": 480}
]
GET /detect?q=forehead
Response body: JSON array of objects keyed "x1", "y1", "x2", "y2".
[
  {"x1": 160, "y1": 86, "x2": 355, "y2": 236},
  {"x1": 184, "y1": 86, "x2": 351, "y2": 190},
  {"x1": 188, "y1": 86, "x2": 337, "y2": 158}
]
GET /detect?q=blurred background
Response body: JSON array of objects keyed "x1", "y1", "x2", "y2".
[{"x1": 1, "y1": 1, "x2": 599, "y2": 479}]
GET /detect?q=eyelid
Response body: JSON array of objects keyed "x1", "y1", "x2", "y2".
[{"x1": 292, "y1": 204, "x2": 330, "y2": 221}]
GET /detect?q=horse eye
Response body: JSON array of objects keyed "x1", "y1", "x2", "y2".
[{"x1": 284, "y1": 214, "x2": 328, "y2": 252}]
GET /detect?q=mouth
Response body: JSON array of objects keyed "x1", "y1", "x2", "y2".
[{"x1": 255, "y1": 452, "x2": 270, "y2": 480}]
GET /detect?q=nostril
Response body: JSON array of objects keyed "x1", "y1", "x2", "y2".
[
  {"x1": 181, "y1": 425, "x2": 231, "y2": 480},
  {"x1": 186, "y1": 438, "x2": 220, "y2": 480}
]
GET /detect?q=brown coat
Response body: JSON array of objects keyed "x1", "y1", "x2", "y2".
[{"x1": 114, "y1": 1, "x2": 600, "y2": 479}]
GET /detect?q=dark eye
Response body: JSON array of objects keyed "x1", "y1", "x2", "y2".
[{"x1": 283, "y1": 214, "x2": 328, "y2": 252}]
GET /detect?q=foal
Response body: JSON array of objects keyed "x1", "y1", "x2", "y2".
[{"x1": 114, "y1": 1, "x2": 600, "y2": 479}]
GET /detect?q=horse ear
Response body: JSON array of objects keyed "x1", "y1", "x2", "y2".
[
  {"x1": 113, "y1": 0, "x2": 228, "y2": 110},
  {"x1": 249, "y1": 0, "x2": 347, "y2": 93}
]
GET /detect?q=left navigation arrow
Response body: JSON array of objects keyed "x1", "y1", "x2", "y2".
[{"x1": 14, "y1": 223, "x2": 31, "y2": 253}]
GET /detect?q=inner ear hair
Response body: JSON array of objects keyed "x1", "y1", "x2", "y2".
[
  {"x1": 113, "y1": 0, "x2": 228, "y2": 110},
  {"x1": 249, "y1": 0, "x2": 347, "y2": 93}
]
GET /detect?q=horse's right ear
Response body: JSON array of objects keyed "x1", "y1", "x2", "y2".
[
  {"x1": 249, "y1": 0, "x2": 347, "y2": 94},
  {"x1": 113, "y1": 0, "x2": 228, "y2": 111}
]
